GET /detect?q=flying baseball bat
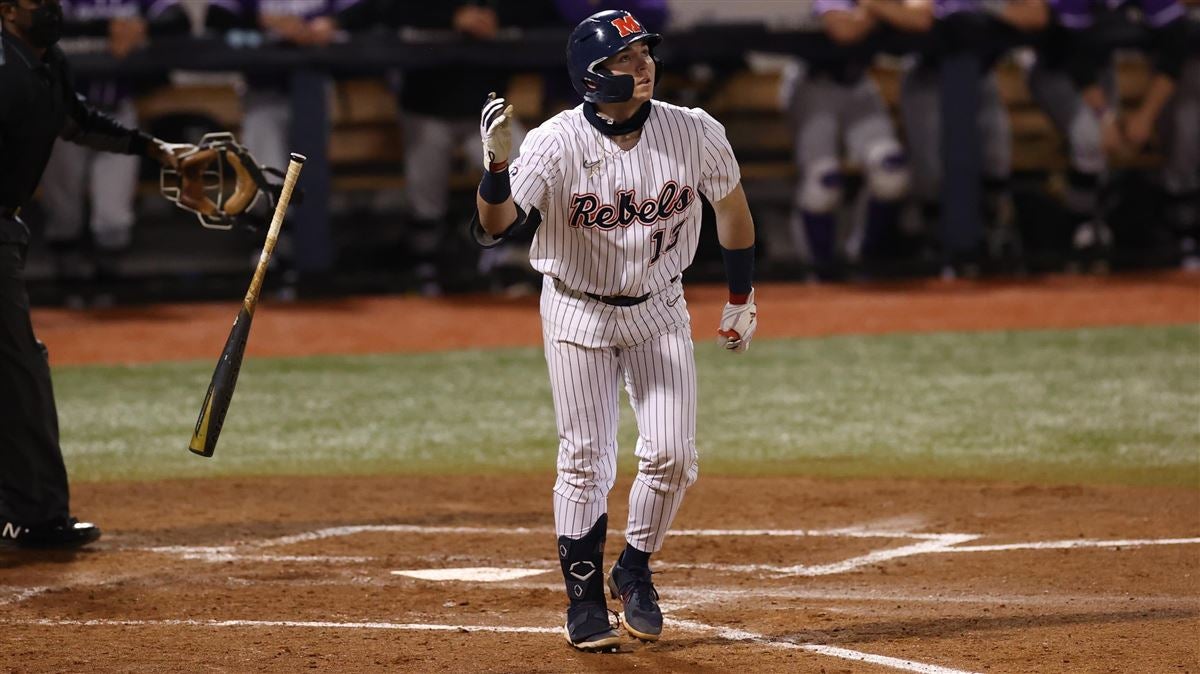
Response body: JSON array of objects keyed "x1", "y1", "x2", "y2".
[{"x1": 188, "y1": 152, "x2": 306, "y2": 457}]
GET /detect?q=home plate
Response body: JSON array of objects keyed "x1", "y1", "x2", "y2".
[{"x1": 390, "y1": 567, "x2": 552, "y2": 582}]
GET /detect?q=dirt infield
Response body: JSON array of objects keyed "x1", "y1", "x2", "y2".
[
  {"x1": 31, "y1": 272, "x2": 1200, "y2": 366},
  {"x1": 4, "y1": 273, "x2": 1199, "y2": 672}
]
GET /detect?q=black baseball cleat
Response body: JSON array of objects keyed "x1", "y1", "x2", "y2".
[
  {"x1": 608, "y1": 562, "x2": 662, "y2": 641},
  {"x1": 563, "y1": 600, "x2": 622, "y2": 652},
  {"x1": 0, "y1": 517, "x2": 101, "y2": 550}
]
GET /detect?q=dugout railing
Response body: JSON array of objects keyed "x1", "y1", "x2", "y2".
[{"x1": 21, "y1": 16, "x2": 1197, "y2": 300}]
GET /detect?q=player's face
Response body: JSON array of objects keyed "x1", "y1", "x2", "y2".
[{"x1": 602, "y1": 42, "x2": 655, "y2": 103}]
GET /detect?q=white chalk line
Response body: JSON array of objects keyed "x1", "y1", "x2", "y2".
[
  {"x1": 0, "y1": 586, "x2": 52, "y2": 607},
  {"x1": 246, "y1": 524, "x2": 963, "y2": 549},
  {"x1": 629, "y1": 585, "x2": 1200, "y2": 609},
  {"x1": 136, "y1": 527, "x2": 1200, "y2": 578},
  {"x1": 664, "y1": 534, "x2": 980, "y2": 576},
  {"x1": 6, "y1": 616, "x2": 980, "y2": 674},
  {"x1": 664, "y1": 616, "x2": 979, "y2": 674},
  {"x1": 0, "y1": 567, "x2": 188, "y2": 609},
  {"x1": 802, "y1": 644, "x2": 980, "y2": 674},
  {"x1": 946, "y1": 538, "x2": 1200, "y2": 552},
  {"x1": 674, "y1": 526, "x2": 961, "y2": 541},
  {"x1": 251, "y1": 525, "x2": 544, "y2": 548},
  {"x1": 147, "y1": 545, "x2": 371, "y2": 564}
]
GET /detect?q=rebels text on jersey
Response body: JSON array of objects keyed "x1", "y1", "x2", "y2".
[{"x1": 508, "y1": 100, "x2": 740, "y2": 298}]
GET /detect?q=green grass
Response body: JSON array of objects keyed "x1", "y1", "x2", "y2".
[{"x1": 52, "y1": 324, "x2": 1200, "y2": 487}]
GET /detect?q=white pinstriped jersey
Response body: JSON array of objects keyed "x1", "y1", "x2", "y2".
[{"x1": 508, "y1": 100, "x2": 741, "y2": 298}]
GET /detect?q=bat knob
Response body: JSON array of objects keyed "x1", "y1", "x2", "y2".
[{"x1": 289, "y1": 153, "x2": 307, "y2": 164}]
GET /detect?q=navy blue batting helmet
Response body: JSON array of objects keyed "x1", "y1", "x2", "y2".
[{"x1": 566, "y1": 10, "x2": 662, "y2": 104}]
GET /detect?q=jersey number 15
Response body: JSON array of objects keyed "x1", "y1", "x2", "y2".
[{"x1": 649, "y1": 222, "x2": 684, "y2": 266}]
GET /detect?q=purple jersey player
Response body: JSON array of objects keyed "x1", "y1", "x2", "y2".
[
  {"x1": 1047, "y1": 0, "x2": 1198, "y2": 267},
  {"x1": 786, "y1": 0, "x2": 911, "y2": 278},
  {"x1": 39, "y1": 0, "x2": 188, "y2": 307}
]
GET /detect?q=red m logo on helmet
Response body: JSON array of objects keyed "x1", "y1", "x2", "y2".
[{"x1": 610, "y1": 14, "x2": 643, "y2": 37}]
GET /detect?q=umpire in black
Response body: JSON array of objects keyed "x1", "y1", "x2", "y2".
[{"x1": 0, "y1": 0, "x2": 178, "y2": 548}]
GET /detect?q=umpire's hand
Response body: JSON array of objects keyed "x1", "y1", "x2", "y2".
[{"x1": 147, "y1": 138, "x2": 187, "y2": 170}]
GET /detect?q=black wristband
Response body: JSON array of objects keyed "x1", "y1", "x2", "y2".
[
  {"x1": 721, "y1": 244, "x2": 754, "y2": 297},
  {"x1": 479, "y1": 165, "x2": 512, "y2": 205}
]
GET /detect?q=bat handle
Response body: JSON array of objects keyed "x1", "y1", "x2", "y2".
[
  {"x1": 263, "y1": 154, "x2": 307, "y2": 249},
  {"x1": 245, "y1": 154, "x2": 307, "y2": 310}
]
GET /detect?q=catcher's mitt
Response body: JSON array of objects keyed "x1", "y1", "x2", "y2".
[{"x1": 160, "y1": 132, "x2": 297, "y2": 230}]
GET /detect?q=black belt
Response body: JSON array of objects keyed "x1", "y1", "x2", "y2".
[
  {"x1": 585, "y1": 290, "x2": 652, "y2": 307},
  {"x1": 554, "y1": 277, "x2": 677, "y2": 307}
]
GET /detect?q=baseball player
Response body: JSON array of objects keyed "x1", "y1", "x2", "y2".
[
  {"x1": 327, "y1": 0, "x2": 559, "y2": 295},
  {"x1": 788, "y1": 0, "x2": 911, "y2": 279},
  {"x1": 1029, "y1": 0, "x2": 1121, "y2": 267},
  {"x1": 1075, "y1": 0, "x2": 1196, "y2": 268},
  {"x1": 39, "y1": 0, "x2": 188, "y2": 306},
  {"x1": 206, "y1": 0, "x2": 362, "y2": 174},
  {"x1": 1036, "y1": 0, "x2": 1192, "y2": 267},
  {"x1": 898, "y1": 0, "x2": 1048, "y2": 270},
  {"x1": 472, "y1": 9, "x2": 758, "y2": 651},
  {"x1": 205, "y1": 0, "x2": 363, "y2": 296}
]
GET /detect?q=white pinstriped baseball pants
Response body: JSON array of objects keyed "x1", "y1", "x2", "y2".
[{"x1": 542, "y1": 277, "x2": 699, "y2": 554}]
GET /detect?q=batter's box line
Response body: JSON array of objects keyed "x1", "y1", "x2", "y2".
[
  {"x1": 240, "y1": 524, "x2": 975, "y2": 549},
  {"x1": 664, "y1": 534, "x2": 979, "y2": 577},
  {"x1": 664, "y1": 535, "x2": 1200, "y2": 577},
  {"x1": 138, "y1": 526, "x2": 1200, "y2": 578},
  {"x1": 142, "y1": 525, "x2": 975, "y2": 571}
]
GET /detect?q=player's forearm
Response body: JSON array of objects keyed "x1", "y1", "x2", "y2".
[
  {"x1": 476, "y1": 193, "x2": 517, "y2": 237},
  {"x1": 1136, "y1": 74, "x2": 1177, "y2": 123},
  {"x1": 714, "y1": 184, "x2": 755, "y2": 250},
  {"x1": 862, "y1": 0, "x2": 933, "y2": 33}
]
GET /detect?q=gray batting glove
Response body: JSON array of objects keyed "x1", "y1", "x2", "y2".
[
  {"x1": 717, "y1": 289, "x2": 757, "y2": 354},
  {"x1": 480, "y1": 92, "x2": 514, "y2": 171}
]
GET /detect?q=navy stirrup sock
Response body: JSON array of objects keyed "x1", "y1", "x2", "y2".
[{"x1": 620, "y1": 544, "x2": 651, "y2": 570}]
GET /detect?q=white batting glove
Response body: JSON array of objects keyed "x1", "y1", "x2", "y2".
[
  {"x1": 717, "y1": 289, "x2": 757, "y2": 354},
  {"x1": 480, "y1": 92, "x2": 514, "y2": 171}
]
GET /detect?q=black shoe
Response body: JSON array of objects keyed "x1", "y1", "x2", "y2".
[
  {"x1": 607, "y1": 562, "x2": 662, "y2": 641},
  {"x1": 0, "y1": 517, "x2": 101, "y2": 549},
  {"x1": 563, "y1": 600, "x2": 621, "y2": 652}
]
